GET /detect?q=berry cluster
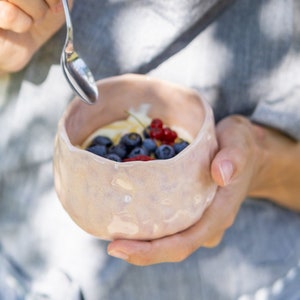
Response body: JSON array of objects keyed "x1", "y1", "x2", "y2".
[{"x1": 85, "y1": 118, "x2": 190, "y2": 162}]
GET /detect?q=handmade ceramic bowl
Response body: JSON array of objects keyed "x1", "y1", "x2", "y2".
[{"x1": 53, "y1": 74, "x2": 218, "y2": 241}]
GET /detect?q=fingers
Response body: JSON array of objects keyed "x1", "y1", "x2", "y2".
[
  {"x1": 108, "y1": 236, "x2": 186, "y2": 266},
  {"x1": 44, "y1": 0, "x2": 62, "y2": 8},
  {"x1": 0, "y1": 2, "x2": 32, "y2": 32},
  {"x1": 202, "y1": 232, "x2": 224, "y2": 248},
  {"x1": 107, "y1": 185, "x2": 238, "y2": 266},
  {"x1": 0, "y1": 0, "x2": 62, "y2": 33},
  {"x1": 211, "y1": 115, "x2": 256, "y2": 187},
  {"x1": 8, "y1": 0, "x2": 49, "y2": 21}
]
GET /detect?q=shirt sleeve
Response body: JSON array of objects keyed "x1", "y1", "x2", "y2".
[{"x1": 251, "y1": 86, "x2": 300, "y2": 141}]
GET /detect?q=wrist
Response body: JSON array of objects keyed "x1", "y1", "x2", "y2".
[{"x1": 248, "y1": 123, "x2": 300, "y2": 211}]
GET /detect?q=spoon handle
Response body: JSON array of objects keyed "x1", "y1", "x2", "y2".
[{"x1": 61, "y1": 0, "x2": 74, "y2": 42}]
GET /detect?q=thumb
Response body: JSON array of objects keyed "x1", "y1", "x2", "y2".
[
  {"x1": 210, "y1": 115, "x2": 254, "y2": 187},
  {"x1": 211, "y1": 157, "x2": 234, "y2": 187}
]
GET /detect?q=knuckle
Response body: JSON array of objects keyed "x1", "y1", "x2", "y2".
[
  {"x1": 174, "y1": 250, "x2": 190, "y2": 263},
  {"x1": 174, "y1": 241, "x2": 197, "y2": 262},
  {"x1": 230, "y1": 115, "x2": 252, "y2": 127},
  {"x1": 29, "y1": 4, "x2": 48, "y2": 21},
  {"x1": 203, "y1": 241, "x2": 216, "y2": 248},
  {"x1": 223, "y1": 213, "x2": 235, "y2": 229},
  {"x1": 35, "y1": 10, "x2": 47, "y2": 21},
  {"x1": 46, "y1": 0, "x2": 61, "y2": 6},
  {"x1": 2, "y1": 4, "x2": 18, "y2": 24},
  {"x1": 203, "y1": 235, "x2": 223, "y2": 248},
  {"x1": 213, "y1": 207, "x2": 236, "y2": 234},
  {"x1": 0, "y1": 3, "x2": 32, "y2": 33}
]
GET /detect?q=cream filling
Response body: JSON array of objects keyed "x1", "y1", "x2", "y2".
[{"x1": 81, "y1": 112, "x2": 193, "y2": 149}]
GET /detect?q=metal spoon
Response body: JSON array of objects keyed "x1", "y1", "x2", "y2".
[{"x1": 61, "y1": 0, "x2": 98, "y2": 104}]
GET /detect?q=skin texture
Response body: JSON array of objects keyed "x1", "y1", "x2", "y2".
[
  {"x1": 0, "y1": 0, "x2": 70, "y2": 74},
  {"x1": 107, "y1": 115, "x2": 300, "y2": 266}
]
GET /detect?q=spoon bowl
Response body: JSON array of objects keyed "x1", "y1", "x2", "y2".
[{"x1": 61, "y1": 0, "x2": 98, "y2": 105}]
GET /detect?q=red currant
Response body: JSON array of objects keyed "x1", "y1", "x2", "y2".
[
  {"x1": 123, "y1": 155, "x2": 154, "y2": 162},
  {"x1": 150, "y1": 118, "x2": 163, "y2": 129},
  {"x1": 86, "y1": 114, "x2": 185, "y2": 163},
  {"x1": 150, "y1": 127, "x2": 164, "y2": 140},
  {"x1": 162, "y1": 127, "x2": 178, "y2": 143}
]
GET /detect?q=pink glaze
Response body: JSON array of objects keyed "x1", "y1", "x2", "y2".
[{"x1": 53, "y1": 74, "x2": 218, "y2": 240}]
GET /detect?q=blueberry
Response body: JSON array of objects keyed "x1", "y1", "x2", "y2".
[
  {"x1": 143, "y1": 126, "x2": 151, "y2": 138},
  {"x1": 86, "y1": 144, "x2": 107, "y2": 157},
  {"x1": 91, "y1": 135, "x2": 113, "y2": 147},
  {"x1": 120, "y1": 133, "x2": 142, "y2": 150},
  {"x1": 106, "y1": 153, "x2": 122, "y2": 162},
  {"x1": 142, "y1": 138, "x2": 157, "y2": 153},
  {"x1": 128, "y1": 146, "x2": 148, "y2": 158},
  {"x1": 108, "y1": 144, "x2": 127, "y2": 159},
  {"x1": 173, "y1": 141, "x2": 189, "y2": 154},
  {"x1": 155, "y1": 144, "x2": 175, "y2": 159}
]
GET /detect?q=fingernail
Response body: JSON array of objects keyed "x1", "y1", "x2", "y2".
[
  {"x1": 220, "y1": 160, "x2": 233, "y2": 185},
  {"x1": 108, "y1": 250, "x2": 129, "y2": 261}
]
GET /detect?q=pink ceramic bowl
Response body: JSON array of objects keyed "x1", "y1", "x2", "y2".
[{"x1": 53, "y1": 74, "x2": 218, "y2": 241}]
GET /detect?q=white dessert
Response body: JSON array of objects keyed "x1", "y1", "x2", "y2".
[{"x1": 81, "y1": 111, "x2": 193, "y2": 151}]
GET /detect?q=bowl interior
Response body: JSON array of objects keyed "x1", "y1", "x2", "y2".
[{"x1": 64, "y1": 74, "x2": 207, "y2": 147}]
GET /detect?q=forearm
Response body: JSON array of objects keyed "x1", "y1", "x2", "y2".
[{"x1": 248, "y1": 123, "x2": 300, "y2": 211}]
